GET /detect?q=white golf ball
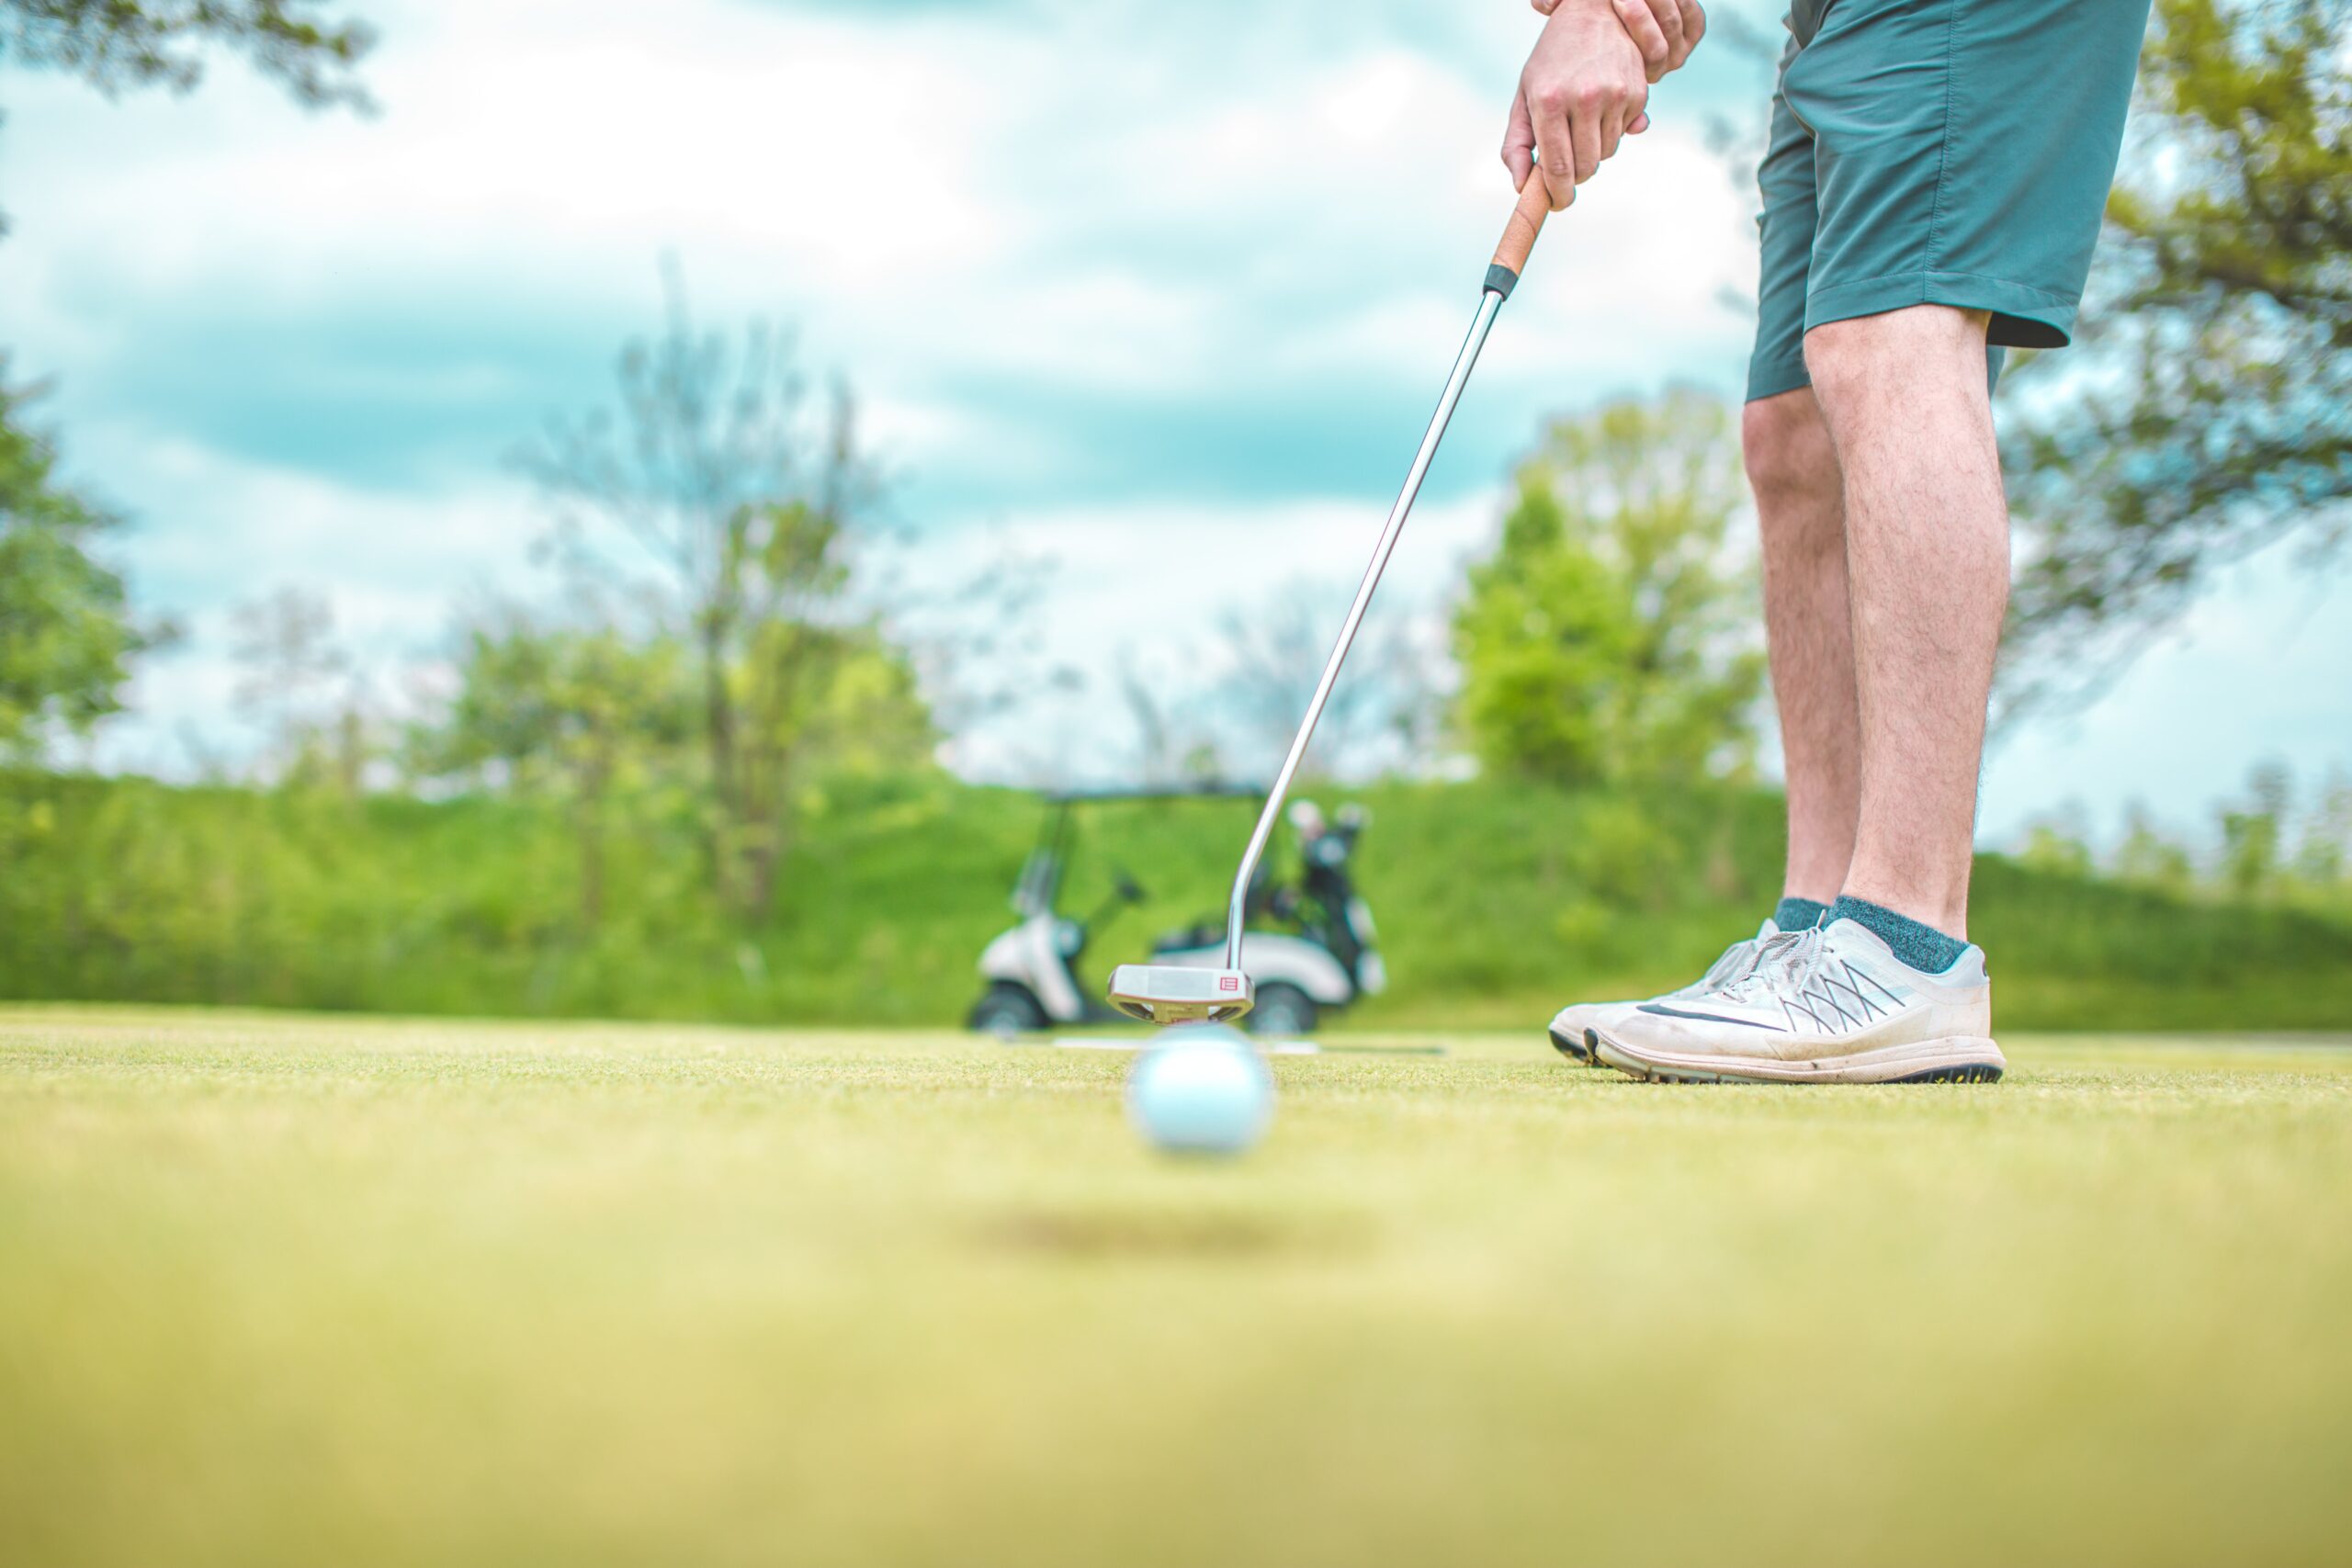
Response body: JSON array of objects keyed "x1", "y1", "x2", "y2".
[{"x1": 1125, "y1": 1024, "x2": 1273, "y2": 1156}]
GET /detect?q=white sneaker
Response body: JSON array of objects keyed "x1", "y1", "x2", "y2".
[
  {"x1": 1589, "y1": 918, "x2": 2005, "y2": 1085},
  {"x1": 1547, "y1": 919, "x2": 1783, "y2": 1066}
]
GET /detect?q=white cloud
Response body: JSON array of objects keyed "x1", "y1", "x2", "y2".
[{"x1": 0, "y1": 0, "x2": 1748, "y2": 412}]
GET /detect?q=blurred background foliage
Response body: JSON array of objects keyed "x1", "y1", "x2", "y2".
[
  {"x1": 0, "y1": 366, "x2": 171, "y2": 750},
  {"x1": 0, "y1": 0, "x2": 2347, "y2": 1029},
  {"x1": 0, "y1": 0, "x2": 372, "y2": 104},
  {"x1": 1453, "y1": 388, "x2": 1763, "y2": 785},
  {"x1": 1998, "y1": 0, "x2": 2350, "y2": 711}
]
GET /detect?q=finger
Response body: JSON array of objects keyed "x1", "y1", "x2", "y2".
[
  {"x1": 1650, "y1": 0, "x2": 1687, "y2": 72},
  {"x1": 1624, "y1": 82, "x2": 1648, "y2": 147},
  {"x1": 1568, "y1": 93, "x2": 1602, "y2": 183},
  {"x1": 1628, "y1": 109, "x2": 1650, "y2": 134},
  {"x1": 1600, "y1": 99, "x2": 1625, "y2": 165},
  {"x1": 1676, "y1": 0, "x2": 1707, "y2": 67},
  {"x1": 1501, "y1": 86, "x2": 1537, "y2": 191},
  {"x1": 1611, "y1": 0, "x2": 1670, "y2": 82},
  {"x1": 1533, "y1": 138, "x2": 1571, "y2": 211},
  {"x1": 1530, "y1": 0, "x2": 1559, "y2": 12},
  {"x1": 1532, "y1": 85, "x2": 1577, "y2": 206}
]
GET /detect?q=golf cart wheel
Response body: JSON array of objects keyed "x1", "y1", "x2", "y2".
[
  {"x1": 1246, "y1": 982, "x2": 1317, "y2": 1038},
  {"x1": 968, "y1": 982, "x2": 1049, "y2": 1036}
]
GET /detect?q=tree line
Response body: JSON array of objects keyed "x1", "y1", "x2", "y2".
[{"x1": 2022, "y1": 760, "x2": 2352, "y2": 911}]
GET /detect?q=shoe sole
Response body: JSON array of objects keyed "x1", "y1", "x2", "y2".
[
  {"x1": 1590, "y1": 1030, "x2": 2005, "y2": 1086},
  {"x1": 1546, "y1": 1023, "x2": 1597, "y2": 1066}
]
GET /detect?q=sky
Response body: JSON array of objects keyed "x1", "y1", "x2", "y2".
[{"x1": 2, "y1": 0, "x2": 2346, "y2": 849}]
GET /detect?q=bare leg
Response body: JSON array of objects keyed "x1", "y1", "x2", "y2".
[
  {"x1": 1743, "y1": 388, "x2": 1857, "y2": 909},
  {"x1": 1803, "y1": 306, "x2": 2007, "y2": 938}
]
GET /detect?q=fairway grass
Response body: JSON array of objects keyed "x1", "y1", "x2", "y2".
[{"x1": 5, "y1": 1009, "x2": 2350, "y2": 1567}]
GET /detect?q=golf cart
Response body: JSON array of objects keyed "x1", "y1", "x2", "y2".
[{"x1": 968, "y1": 784, "x2": 1385, "y2": 1037}]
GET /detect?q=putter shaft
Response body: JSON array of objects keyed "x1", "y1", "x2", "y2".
[{"x1": 1222, "y1": 284, "x2": 1509, "y2": 970}]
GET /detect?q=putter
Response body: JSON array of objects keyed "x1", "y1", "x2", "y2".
[{"x1": 1109, "y1": 174, "x2": 1556, "y2": 1025}]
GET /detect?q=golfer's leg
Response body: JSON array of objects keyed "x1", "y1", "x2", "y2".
[
  {"x1": 1802, "y1": 305, "x2": 2007, "y2": 938},
  {"x1": 1740, "y1": 28, "x2": 1852, "y2": 924},
  {"x1": 1744, "y1": 389, "x2": 1856, "y2": 910}
]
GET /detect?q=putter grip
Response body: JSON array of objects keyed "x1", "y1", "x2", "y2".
[{"x1": 1487, "y1": 172, "x2": 1554, "y2": 297}]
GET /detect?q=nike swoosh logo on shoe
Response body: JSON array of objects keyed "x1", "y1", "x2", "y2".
[{"x1": 1636, "y1": 1003, "x2": 1787, "y2": 1032}]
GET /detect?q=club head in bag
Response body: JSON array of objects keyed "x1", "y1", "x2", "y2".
[{"x1": 1107, "y1": 964, "x2": 1255, "y2": 1026}]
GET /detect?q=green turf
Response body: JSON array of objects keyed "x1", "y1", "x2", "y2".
[{"x1": 5, "y1": 1008, "x2": 2350, "y2": 1566}]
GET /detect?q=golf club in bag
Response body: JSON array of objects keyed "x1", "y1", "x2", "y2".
[{"x1": 1108, "y1": 173, "x2": 1557, "y2": 1026}]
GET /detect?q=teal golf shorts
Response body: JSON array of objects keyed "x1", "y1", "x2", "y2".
[{"x1": 1747, "y1": 0, "x2": 2153, "y2": 402}]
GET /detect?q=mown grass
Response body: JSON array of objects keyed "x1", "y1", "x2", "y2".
[
  {"x1": 5, "y1": 770, "x2": 2351, "y2": 1031},
  {"x1": 4, "y1": 1008, "x2": 2350, "y2": 1566}
]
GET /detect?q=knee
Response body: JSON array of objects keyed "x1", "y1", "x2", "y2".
[
  {"x1": 1742, "y1": 391, "x2": 1837, "y2": 513},
  {"x1": 1802, "y1": 306, "x2": 1988, "y2": 410}
]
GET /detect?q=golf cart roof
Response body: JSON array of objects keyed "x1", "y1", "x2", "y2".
[{"x1": 1040, "y1": 782, "x2": 1265, "y2": 806}]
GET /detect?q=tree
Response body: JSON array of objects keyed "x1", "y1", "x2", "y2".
[
  {"x1": 1116, "y1": 653, "x2": 1193, "y2": 787},
  {"x1": 2217, "y1": 758, "x2": 2293, "y2": 898},
  {"x1": 516, "y1": 276, "x2": 932, "y2": 915},
  {"x1": 1, "y1": 1, "x2": 372, "y2": 105},
  {"x1": 414, "y1": 603, "x2": 931, "y2": 927},
  {"x1": 226, "y1": 583, "x2": 395, "y2": 793},
  {"x1": 2020, "y1": 802, "x2": 2098, "y2": 879},
  {"x1": 1999, "y1": 0, "x2": 2349, "y2": 707},
  {"x1": 229, "y1": 584, "x2": 345, "y2": 772},
  {"x1": 417, "y1": 614, "x2": 693, "y2": 928},
  {"x1": 1452, "y1": 388, "x2": 1764, "y2": 784},
  {"x1": 2, "y1": 1, "x2": 374, "y2": 234},
  {"x1": 0, "y1": 364, "x2": 166, "y2": 755},
  {"x1": 1112, "y1": 650, "x2": 1234, "y2": 788},
  {"x1": 1210, "y1": 582, "x2": 1438, "y2": 782},
  {"x1": 1104, "y1": 584, "x2": 1438, "y2": 788},
  {"x1": 2291, "y1": 765, "x2": 2351, "y2": 889},
  {"x1": 2113, "y1": 801, "x2": 2198, "y2": 895}
]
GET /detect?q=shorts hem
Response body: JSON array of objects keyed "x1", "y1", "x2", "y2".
[
  {"x1": 1804, "y1": 269, "x2": 2077, "y2": 349},
  {"x1": 1746, "y1": 355, "x2": 1814, "y2": 402}
]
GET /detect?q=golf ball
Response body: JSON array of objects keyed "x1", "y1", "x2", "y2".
[{"x1": 1125, "y1": 1024, "x2": 1273, "y2": 1156}]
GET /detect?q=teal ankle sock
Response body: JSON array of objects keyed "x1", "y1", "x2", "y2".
[
  {"x1": 1772, "y1": 896, "x2": 1828, "y2": 931},
  {"x1": 1828, "y1": 896, "x2": 1968, "y2": 973}
]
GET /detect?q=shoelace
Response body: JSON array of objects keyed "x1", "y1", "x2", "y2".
[
  {"x1": 1691, "y1": 940, "x2": 1754, "y2": 992},
  {"x1": 1714, "y1": 925, "x2": 1829, "y2": 1005}
]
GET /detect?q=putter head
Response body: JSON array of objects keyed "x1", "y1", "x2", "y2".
[{"x1": 1107, "y1": 964, "x2": 1255, "y2": 1026}]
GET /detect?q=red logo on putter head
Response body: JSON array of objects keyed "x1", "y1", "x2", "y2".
[{"x1": 1218, "y1": 976, "x2": 1240, "y2": 992}]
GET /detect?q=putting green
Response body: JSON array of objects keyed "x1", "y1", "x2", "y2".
[{"x1": 4, "y1": 1008, "x2": 2348, "y2": 1566}]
